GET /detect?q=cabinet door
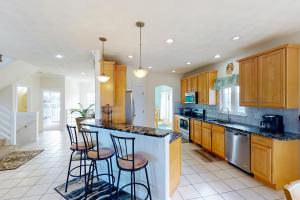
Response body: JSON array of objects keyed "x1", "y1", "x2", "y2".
[
  {"x1": 258, "y1": 49, "x2": 286, "y2": 108},
  {"x1": 191, "y1": 76, "x2": 198, "y2": 92},
  {"x1": 181, "y1": 79, "x2": 187, "y2": 104},
  {"x1": 212, "y1": 131, "x2": 225, "y2": 158},
  {"x1": 173, "y1": 116, "x2": 180, "y2": 132},
  {"x1": 194, "y1": 121, "x2": 202, "y2": 145},
  {"x1": 190, "y1": 120, "x2": 195, "y2": 141},
  {"x1": 251, "y1": 143, "x2": 272, "y2": 182},
  {"x1": 187, "y1": 77, "x2": 192, "y2": 92},
  {"x1": 201, "y1": 127, "x2": 211, "y2": 150},
  {"x1": 100, "y1": 61, "x2": 115, "y2": 107},
  {"x1": 240, "y1": 58, "x2": 258, "y2": 106},
  {"x1": 198, "y1": 73, "x2": 208, "y2": 104}
]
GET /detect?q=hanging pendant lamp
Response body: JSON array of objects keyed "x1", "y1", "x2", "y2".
[
  {"x1": 133, "y1": 21, "x2": 148, "y2": 78},
  {"x1": 97, "y1": 37, "x2": 110, "y2": 83}
]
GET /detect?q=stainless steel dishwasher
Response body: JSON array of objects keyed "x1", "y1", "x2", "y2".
[{"x1": 225, "y1": 128, "x2": 251, "y2": 173}]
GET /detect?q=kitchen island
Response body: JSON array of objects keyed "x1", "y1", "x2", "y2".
[{"x1": 81, "y1": 119, "x2": 181, "y2": 200}]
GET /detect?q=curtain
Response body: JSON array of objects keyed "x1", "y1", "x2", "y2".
[{"x1": 213, "y1": 74, "x2": 239, "y2": 90}]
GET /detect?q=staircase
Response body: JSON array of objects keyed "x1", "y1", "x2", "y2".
[{"x1": 0, "y1": 105, "x2": 15, "y2": 144}]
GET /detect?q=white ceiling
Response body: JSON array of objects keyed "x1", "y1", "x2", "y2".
[{"x1": 1, "y1": 0, "x2": 300, "y2": 78}]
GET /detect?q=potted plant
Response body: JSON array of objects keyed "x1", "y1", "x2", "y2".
[{"x1": 71, "y1": 103, "x2": 95, "y2": 130}]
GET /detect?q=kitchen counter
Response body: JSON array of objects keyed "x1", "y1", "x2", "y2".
[
  {"x1": 81, "y1": 119, "x2": 181, "y2": 142},
  {"x1": 175, "y1": 113, "x2": 300, "y2": 141},
  {"x1": 80, "y1": 119, "x2": 181, "y2": 199}
]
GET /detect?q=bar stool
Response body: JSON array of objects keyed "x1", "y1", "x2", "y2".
[
  {"x1": 81, "y1": 129, "x2": 115, "y2": 197},
  {"x1": 65, "y1": 124, "x2": 94, "y2": 192},
  {"x1": 110, "y1": 134, "x2": 152, "y2": 200}
]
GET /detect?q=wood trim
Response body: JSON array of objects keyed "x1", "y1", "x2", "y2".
[
  {"x1": 182, "y1": 70, "x2": 218, "y2": 80},
  {"x1": 237, "y1": 44, "x2": 300, "y2": 62}
]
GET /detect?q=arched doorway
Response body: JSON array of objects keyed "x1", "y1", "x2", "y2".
[{"x1": 154, "y1": 85, "x2": 173, "y2": 130}]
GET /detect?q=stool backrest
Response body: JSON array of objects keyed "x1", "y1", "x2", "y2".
[
  {"x1": 110, "y1": 134, "x2": 135, "y2": 170},
  {"x1": 81, "y1": 129, "x2": 100, "y2": 156},
  {"x1": 284, "y1": 180, "x2": 300, "y2": 200},
  {"x1": 66, "y1": 124, "x2": 79, "y2": 148}
]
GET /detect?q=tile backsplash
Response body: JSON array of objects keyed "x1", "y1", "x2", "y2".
[{"x1": 183, "y1": 104, "x2": 299, "y2": 133}]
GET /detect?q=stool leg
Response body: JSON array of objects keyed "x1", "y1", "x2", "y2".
[
  {"x1": 133, "y1": 171, "x2": 136, "y2": 200},
  {"x1": 109, "y1": 157, "x2": 114, "y2": 184},
  {"x1": 145, "y1": 167, "x2": 152, "y2": 200},
  {"x1": 130, "y1": 171, "x2": 133, "y2": 200},
  {"x1": 95, "y1": 162, "x2": 100, "y2": 182},
  {"x1": 65, "y1": 150, "x2": 74, "y2": 192},
  {"x1": 90, "y1": 161, "x2": 96, "y2": 190},
  {"x1": 116, "y1": 169, "x2": 121, "y2": 199},
  {"x1": 79, "y1": 151, "x2": 83, "y2": 177},
  {"x1": 86, "y1": 159, "x2": 93, "y2": 196}
]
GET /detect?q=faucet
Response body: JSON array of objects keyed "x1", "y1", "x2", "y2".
[{"x1": 224, "y1": 107, "x2": 231, "y2": 122}]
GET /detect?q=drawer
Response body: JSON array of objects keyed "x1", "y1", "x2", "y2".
[
  {"x1": 202, "y1": 122, "x2": 212, "y2": 129},
  {"x1": 212, "y1": 124, "x2": 225, "y2": 133},
  {"x1": 251, "y1": 134, "x2": 273, "y2": 148}
]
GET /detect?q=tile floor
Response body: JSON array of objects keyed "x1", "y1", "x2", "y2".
[
  {"x1": 171, "y1": 142, "x2": 285, "y2": 200},
  {"x1": 0, "y1": 130, "x2": 286, "y2": 200}
]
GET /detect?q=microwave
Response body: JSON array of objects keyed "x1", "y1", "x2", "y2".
[{"x1": 185, "y1": 92, "x2": 198, "y2": 104}]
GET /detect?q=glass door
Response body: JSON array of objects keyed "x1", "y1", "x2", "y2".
[{"x1": 42, "y1": 91, "x2": 61, "y2": 130}]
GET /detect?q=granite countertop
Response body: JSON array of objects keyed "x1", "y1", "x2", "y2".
[
  {"x1": 175, "y1": 113, "x2": 300, "y2": 141},
  {"x1": 81, "y1": 119, "x2": 181, "y2": 142}
]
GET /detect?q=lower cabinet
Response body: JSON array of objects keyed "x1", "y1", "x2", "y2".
[
  {"x1": 173, "y1": 115, "x2": 180, "y2": 132},
  {"x1": 251, "y1": 135, "x2": 300, "y2": 189},
  {"x1": 211, "y1": 125, "x2": 225, "y2": 158},
  {"x1": 201, "y1": 127, "x2": 212, "y2": 150},
  {"x1": 251, "y1": 143, "x2": 272, "y2": 182},
  {"x1": 169, "y1": 137, "x2": 182, "y2": 195},
  {"x1": 191, "y1": 119, "x2": 202, "y2": 145}
]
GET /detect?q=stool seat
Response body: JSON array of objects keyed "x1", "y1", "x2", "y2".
[
  {"x1": 70, "y1": 142, "x2": 93, "y2": 151},
  {"x1": 87, "y1": 147, "x2": 115, "y2": 159},
  {"x1": 118, "y1": 153, "x2": 148, "y2": 170}
]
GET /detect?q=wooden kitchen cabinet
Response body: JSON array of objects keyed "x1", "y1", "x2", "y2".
[
  {"x1": 186, "y1": 77, "x2": 192, "y2": 92},
  {"x1": 169, "y1": 137, "x2": 182, "y2": 195},
  {"x1": 251, "y1": 134, "x2": 300, "y2": 189},
  {"x1": 191, "y1": 119, "x2": 201, "y2": 145},
  {"x1": 201, "y1": 122, "x2": 212, "y2": 150},
  {"x1": 191, "y1": 75, "x2": 198, "y2": 92},
  {"x1": 197, "y1": 71, "x2": 217, "y2": 105},
  {"x1": 238, "y1": 44, "x2": 300, "y2": 108},
  {"x1": 239, "y1": 57, "x2": 258, "y2": 106},
  {"x1": 100, "y1": 61, "x2": 116, "y2": 107},
  {"x1": 173, "y1": 115, "x2": 180, "y2": 132},
  {"x1": 258, "y1": 49, "x2": 285, "y2": 108},
  {"x1": 211, "y1": 124, "x2": 225, "y2": 158},
  {"x1": 181, "y1": 79, "x2": 187, "y2": 104}
]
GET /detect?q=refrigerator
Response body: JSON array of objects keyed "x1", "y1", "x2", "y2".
[{"x1": 125, "y1": 91, "x2": 136, "y2": 125}]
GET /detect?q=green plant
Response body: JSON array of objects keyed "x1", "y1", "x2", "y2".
[{"x1": 71, "y1": 103, "x2": 95, "y2": 118}]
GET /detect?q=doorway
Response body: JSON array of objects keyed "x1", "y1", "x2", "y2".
[
  {"x1": 155, "y1": 85, "x2": 173, "y2": 130},
  {"x1": 17, "y1": 86, "x2": 29, "y2": 112},
  {"x1": 42, "y1": 90, "x2": 61, "y2": 130}
]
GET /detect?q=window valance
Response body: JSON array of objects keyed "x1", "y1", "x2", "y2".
[{"x1": 213, "y1": 74, "x2": 239, "y2": 90}]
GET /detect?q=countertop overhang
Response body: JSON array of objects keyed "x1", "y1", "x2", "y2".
[{"x1": 81, "y1": 119, "x2": 181, "y2": 142}]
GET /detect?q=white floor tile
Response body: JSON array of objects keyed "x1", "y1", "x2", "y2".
[
  {"x1": 208, "y1": 180, "x2": 233, "y2": 193},
  {"x1": 203, "y1": 194, "x2": 225, "y2": 200},
  {"x1": 193, "y1": 183, "x2": 218, "y2": 197},
  {"x1": 178, "y1": 185, "x2": 201, "y2": 199},
  {"x1": 199, "y1": 172, "x2": 220, "y2": 182},
  {"x1": 223, "y1": 178, "x2": 248, "y2": 190},
  {"x1": 185, "y1": 173, "x2": 205, "y2": 184},
  {"x1": 1, "y1": 186, "x2": 30, "y2": 199},
  {"x1": 237, "y1": 189, "x2": 264, "y2": 200},
  {"x1": 221, "y1": 191, "x2": 245, "y2": 200},
  {"x1": 251, "y1": 186, "x2": 283, "y2": 200}
]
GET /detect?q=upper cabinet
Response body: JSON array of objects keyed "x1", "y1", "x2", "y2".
[
  {"x1": 238, "y1": 44, "x2": 300, "y2": 108},
  {"x1": 239, "y1": 57, "x2": 258, "y2": 106},
  {"x1": 100, "y1": 61, "x2": 127, "y2": 123},
  {"x1": 198, "y1": 71, "x2": 217, "y2": 105},
  {"x1": 180, "y1": 79, "x2": 187, "y2": 104}
]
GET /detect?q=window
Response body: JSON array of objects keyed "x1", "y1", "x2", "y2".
[{"x1": 220, "y1": 86, "x2": 246, "y2": 115}]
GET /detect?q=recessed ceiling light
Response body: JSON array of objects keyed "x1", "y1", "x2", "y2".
[
  {"x1": 128, "y1": 55, "x2": 133, "y2": 58},
  {"x1": 166, "y1": 38, "x2": 174, "y2": 44},
  {"x1": 214, "y1": 54, "x2": 221, "y2": 59},
  {"x1": 81, "y1": 72, "x2": 86, "y2": 76},
  {"x1": 172, "y1": 70, "x2": 176, "y2": 73},
  {"x1": 55, "y1": 54, "x2": 63, "y2": 59},
  {"x1": 232, "y1": 36, "x2": 240, "y2": 41},
  {"x1": 186, "y1": 62, "x2": 192, "y2": 65},
  {"x1": 148, "y1": 66, "x2": 152, "y2": 69}
]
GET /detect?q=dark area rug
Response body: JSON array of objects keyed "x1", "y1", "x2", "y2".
[
  {"x1": 0, "y1": 150, "x2": 44, "y2": 171},
  {"x1": 55, "y1": 178, "x2": 142, "y2": 200},
  {"x1": 193, "y1": 148, "x2": 221, "y2": 162}
]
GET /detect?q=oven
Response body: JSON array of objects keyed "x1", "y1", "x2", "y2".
[{"x1": 179, "y1": 116, "x2": 190, "y2": 141}]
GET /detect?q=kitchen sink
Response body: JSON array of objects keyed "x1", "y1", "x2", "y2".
[{"x1": 207, "y1": 119, "x2": 234, "y2": 125}]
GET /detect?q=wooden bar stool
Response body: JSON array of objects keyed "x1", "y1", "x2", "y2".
[
  {"x1": 65, "y1": 124, "x2": 94, "y2": 192},
  {"x1": 81, "y1": 129, "x2": 115, "y2": 197},
  {"x1": 110, "y1": 134, "x2": 152, "y2": 200},
  {"x1": 284, "y1": 180, "x2": 300, "y2": 200}
]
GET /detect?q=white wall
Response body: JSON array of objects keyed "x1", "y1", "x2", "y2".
[
  {"x1": 127, "y1": 67, "x2": 181, "y2": 128},
  {"x1": 0, "y1": 85, "x2": 15, "y2": 111}
]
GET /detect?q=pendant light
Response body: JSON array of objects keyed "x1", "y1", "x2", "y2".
[
  {"x1": 97, "y1": 37, "x2": 110, "y2": 83},
  {"x1": 133, "y1": 21, "x2": 148, "y2": 78}
]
